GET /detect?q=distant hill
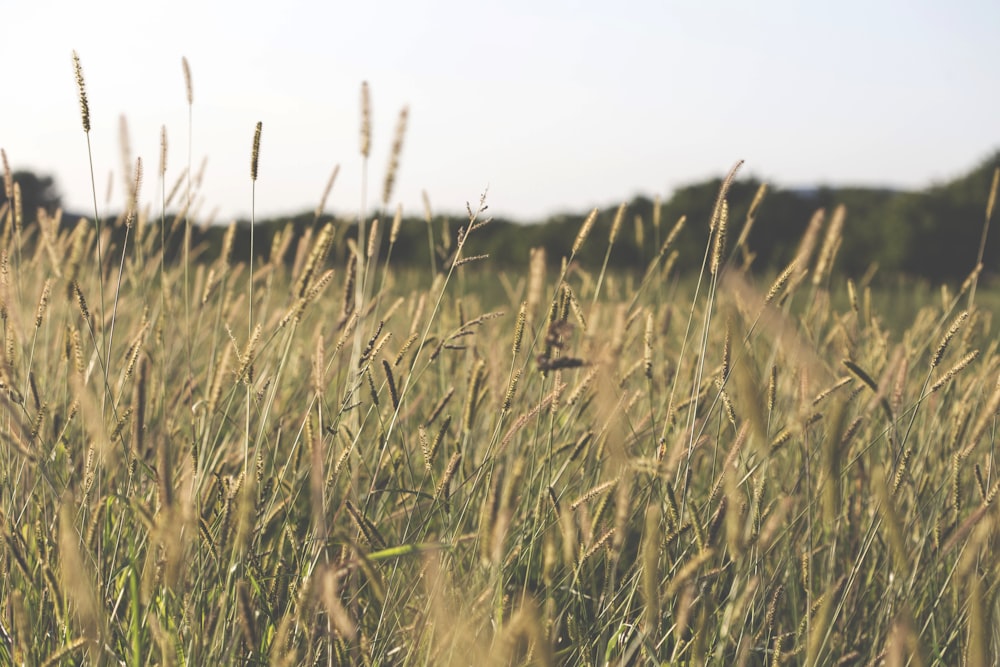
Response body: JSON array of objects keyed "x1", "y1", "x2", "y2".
[{"x1": 3, "y1": 151, "x2": 998, "y2": 282}]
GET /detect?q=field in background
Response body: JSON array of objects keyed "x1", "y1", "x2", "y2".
[{"x1": 1, "y1": 58, "x2": 998, "y2": 666}]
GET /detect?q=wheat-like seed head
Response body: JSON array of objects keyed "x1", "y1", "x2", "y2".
[
  {"x1": 986, "y1": 167, "x2": 999, "y2": 223},
  {"x1": 382, "y1": 359, "x2": 400, "y2": 409},
  {"x1": 296, "y1": 222, "x2": 334, "y2": 299},
  {"x1": 119, "y1": 115, "x2": 134, "y2": 197},
  {"x1": 339, "y1": 250, "x2": 357, "y2": 319},
  {"x1": 181, "y1": 56, "x2": 193, "y2": 104},
  {"x1": 235, "y1": 323, "x2": 263, "y2": 384},
  {"x1": 389, "y1": 203, "x2": 402, "y2": 245},
  {"x1": 527, "y1": 247, "x2": 546, "y2": 318},
  {"x1": 436, "y1": 451, "x2": 462, "y2": 511},
  {"x1": 462, "y1": 358, "x2": 487, "y2": 432},
  {"x1": 425, "y1": 387, "x2": 454, "y2": 427},
  {"x1": 609, "y1": 202, "x2": 626, "y2": 245},
  {"x1": 512, "y1": 302, "x2": 527, "y2": 358},
  {"x1": 766, "y1": 365, "x2": 778, "y2": 413},
  {"x1": 710, "y1": 199, "x2": 728, "y2": 276},
  {"x1": 34, "y1": 279, "x2": 52, "y2": 329},
  {"x1": 58, "y1": 504, "x2": 104, "y2": 645},
  {"x1": 735, "y1": 182, "x2": 768, "y2": 252},
  {"x1": 314, "y1": 164, "x2": 340, "y2": 219},
  {"x1": 367, "y1": 218, "x2": 379, "y2": 259},
  {"x1": 72, "y1": 280, "x2": 91, "y2": 323},
  {"x1": 660, "y1": 215, "x2": 686, "y2": 258},
  {"x1": 250, "y1": 121, "x2": 262, "y2": 181},
  {"x1": 709, "y1": 160, "x2": 744, "y2": 234},
  {"x1": 502, "y1": 368, "x2": 521, "y2": 413},
  {"x1": 932, "y1": 310, "x2": 968, "y2": 368},
  {"x1": 360, "y1": 81, "x2": 371, "y2": 158},
  {"x1": 765, "y1": 260, "x2": 796, "y2": 305},
  {"x1": 126, "y1": 157, "x2": 143, "y2": 228},
  {"x1": 1, "y1": 149, "x2": 11, "y2": 200},
  {"x1": 159, "y1": 126, "x2": 168, "y2": 177},
  {"x1": 792, "y1": 208, "x2": 825, "y2": 283},
  {"x1": 382, "y1": 107, "x2": 408, "y2": 206},
  {"x1": 12, "y1": 183, "x2": 22, "y2": 235},
  {"x1": 72, "y1": 51, "x2": 91, "y2": 133},
  {"x1": 813, "y1": 203, "x2": 845, "y2": 286},
  {"x1": 572, "y1": 209, "x2": 598, "y2": 256},
  {"x1": 644, "y1": 312, "x2": 654, "y2": 380}
]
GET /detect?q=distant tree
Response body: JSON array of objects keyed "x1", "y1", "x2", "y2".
[{"x1": 0, "y1": 170, "x2": 62, "y2": 221}]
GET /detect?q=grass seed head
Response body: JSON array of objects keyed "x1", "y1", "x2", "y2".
[
  {"x1": 360, "y1": 81, "x2": 371, "y2": 158},
  {"x1": 250, "y1": 121, "x2": 262, "y2": 181},
  {"x1": 572, "y1": 209, "x2": 598, "y2": 256},
  {"x1": 72, "y1": 51, "x2": 91, "y2": 133},
  {"x1": 181, "y1": 56, "x2": 193, "y2": 104}
]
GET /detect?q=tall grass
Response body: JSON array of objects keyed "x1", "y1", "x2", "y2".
[{"x1": 0, "y1": 57, "x2": 998, "y2": 666}]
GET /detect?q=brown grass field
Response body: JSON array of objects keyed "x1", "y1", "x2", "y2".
[{"x1": 0, "y1": 54, "x2": 998, "y2": 666}]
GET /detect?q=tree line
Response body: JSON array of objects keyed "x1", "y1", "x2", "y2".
[{"x1": 3, "y1": 150, "x2": 997, "y2": 282}]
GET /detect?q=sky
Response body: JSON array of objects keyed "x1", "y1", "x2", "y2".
[{"x1": 2, "y1": 0, "x2": 999, "y2": 223}]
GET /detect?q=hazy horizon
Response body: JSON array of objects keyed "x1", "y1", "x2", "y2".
[{"x1": 3, "y1": 1, "x2": 998, "y2": 222}]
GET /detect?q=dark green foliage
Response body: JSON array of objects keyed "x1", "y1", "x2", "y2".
[
  {"x1": 10, "y1": 149, "x2": 1000, "y2": 281},
  {"x1": 0, "y1": 170, "x2": 62, "y2": 215}
]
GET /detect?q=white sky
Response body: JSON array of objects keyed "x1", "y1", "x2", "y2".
[{"x1": 2, "y1": 0, "x2": 998, "y2": 222}]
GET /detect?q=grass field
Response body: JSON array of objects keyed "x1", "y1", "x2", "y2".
[{"x1": 0, "y1": 58, "x2": 998, "y2": 666}]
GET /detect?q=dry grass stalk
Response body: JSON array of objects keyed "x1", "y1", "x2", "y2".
[
  {"x1": 667, "y1": 549, "x2": 715, "y2": 597},
  {"x1": 236, "y1": 580, "x2": 257, "y2": 648},
  {"x1": 250, "y1": 121, "x2": 262, "y2": 181},
  {"x1": 340, "y1": 248, "x2": 357, "y2": 319},
  {"x1": 12, "y1": 182, "x2": 22, "y2": 236},
  {"x1": 345, "y1": 500, "x2": 387, "y2": 549},
  {"x1": 1, "y1": 148, "x2": 11, "y2": 201},
  {"x1": 390, "y1": 202, "x2": 403, "y2": 244},
  {"x1": 930, "y1": 349, "x2": 979, "y2": 392},
  {"x1": 765, "y1": 260, "x2": 797, "y2": 305},
  {"x1": 315, "y1": 164, "x2": 339, "y2": 218},
  {"x1": 644, "y1": 312, "x2": 654, "y2": 379},
  {"x1": 360, "y1": 81, "x2": 371, "y2": 158},
  {"x1": 570, "y1": 478, "x2": 618, "y2": 511},
  {"x1": 233, "y1": 322, "x2": 262, "y2": 384},
  {"x1": 813, "y1": 204, "x2": 845, "y2": 286},
  {"x1": 296, "y1": 222, "x2": 335, "y2": 299},
  {"x1": 367, "y1": 217, "x2": 380, "y2": 260},
  {"x1": 710, "y1": 199, "x2": 728, "y2": 276},
  {"x1": 640, "y1": 504, "x2": 661, "y2": 633},
  {"x1": 499, "y1": 382, "x2": 564, "y2": 454},
  {"x1": 792, "y1": 209, "x2": 825, "y2": 284},
  {"x1": 462, "y1": 358, "x2": 487, "y2": 432},
  {"x1": 454, "y1": 254, "x2": 489, "y2": 268},
  {"x1": 572, "y1": 209, "x2": 598, "y2": 256},
  {"x1": 526, "y1": 247, "x2": 546, "y2": 319},
  {"x1": 931, "y1": 310, "x2": 968, "y2": 368},
  {"x1": 181, "y1": 56, "x2": 193, "y2": 105},
  {"x1": 382, "y1": 107, "x2": 408, "y2": 206},
  {"x1": 812, "y1": 376, "x2": 853, "y2": 406},
  {"x1": 436, "y1": 451, "x2": 462, "y2": 512},
  {"x1": 58, "y1": 504, "x2": 104, "y2": 648},
  {"x1": 962, "y1": 376, "x2": 1000, "y2": 455},
  {"x1": 502, "y1": 368, "x2": 522, "y2": 412},
  {"x1": 425, "y1": 415, "x2": 451, "y2": 468},
  {"x1": 609, "y1": 202, "x2": 626, "y2": 245},
  {"x1": 72, "y1": 51, "x2": 91, "y2": 132},
  {"x1": 382, "y1": 359, "x2": 399, "y2": 409},
  {"x1": 119, "y1": 115, "x2": 133, "y2": 201},
  {"x1": 34, "y1": 278, "x2": 52, "y2": 329},
  {"x1": 735, "y1": 182, "x2": 768, "y2": 252},
  {"x1": 320, "y1": 566, "x2": 358, "y2": 641}
]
